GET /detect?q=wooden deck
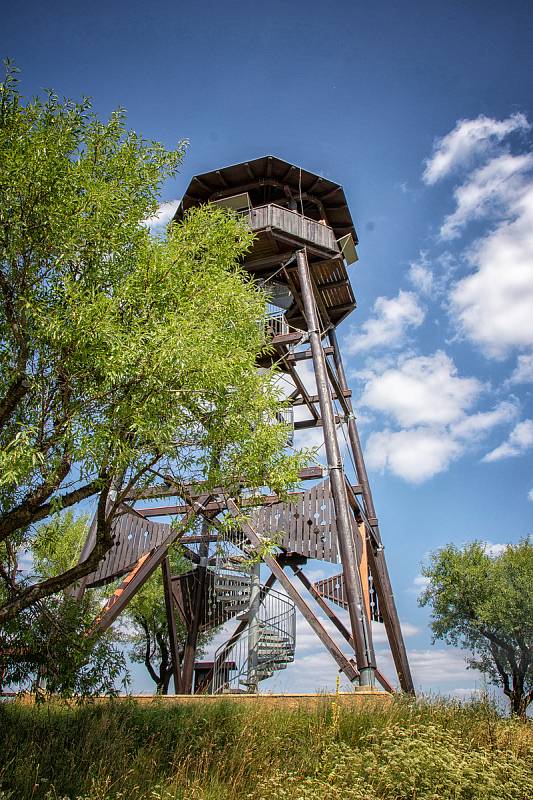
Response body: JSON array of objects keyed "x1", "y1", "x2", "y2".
[{"x1": 245, "y1": 204, "x2": 339, "y2": 254}]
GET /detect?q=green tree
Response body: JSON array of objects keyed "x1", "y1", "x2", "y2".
[
  {"x1": 0, "y1": 511, "x2": 127, "y2": 697},
  {"x1": 419, "y1": 539, "x2": 533, "y2": 718},
  {"x1": 0, "y1": 63, "x2": 307, "y2": 624}
]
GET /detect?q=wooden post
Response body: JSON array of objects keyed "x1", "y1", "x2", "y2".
[{"x1": 180, "y1": 520, "x2": 210, "y2": 693}]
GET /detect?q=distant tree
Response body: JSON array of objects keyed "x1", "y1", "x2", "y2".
[
  {"x1": 0, "y1": 62, "x2": 307, "y2": 624},
  {"x1": 419, "y1": 539, "x2": 533, "y2": 719},
  {"x1": 0, "y1": 512, "x2": 127, "y2": 696}
]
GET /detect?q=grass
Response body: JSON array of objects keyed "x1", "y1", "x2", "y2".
[{"x1": 0, "y1": 694, "x2": 531, "y2": 799}]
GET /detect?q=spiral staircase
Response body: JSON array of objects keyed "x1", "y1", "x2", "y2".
[{"x1": 210, "y1": 534, "x2": 296, "y2": 693}]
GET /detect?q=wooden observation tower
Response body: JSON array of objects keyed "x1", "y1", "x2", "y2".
[{"x1": 78, "y1": 156, "x2": 414, "y2": 695}]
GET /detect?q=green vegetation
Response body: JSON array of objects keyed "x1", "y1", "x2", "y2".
[
  {"x1": 0, "y1": 61, "x2": 307, "y2": 626},
  {"x1": 0, "y1": 511, "x2": 127, "y2": 697},
  {"x1": 0, "y1": 696, "x2": 531, "y2": 800},
  {"x1": 420, "y1": 539, "x2": 533, "y2": 718}
]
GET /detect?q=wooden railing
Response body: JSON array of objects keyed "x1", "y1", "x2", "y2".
[{"x1": 242, "y1": 204, "x2": 339, "y2": 253}]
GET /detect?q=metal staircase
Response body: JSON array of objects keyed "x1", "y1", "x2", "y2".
[
  {"x1": 211, "y1": 530, "x2": 253, "y2": 616},
  {"x1": 210, "y1": 532, "x2": 296, "y2": 693},
  {"x1": 211, "y1": 587, "x2": 296, "y2": 693}
]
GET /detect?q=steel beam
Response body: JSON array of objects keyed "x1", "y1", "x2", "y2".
[
  {"x1": 295, "y1": 248, "x2": 376, "y2": 686},
  {"x1": 328, "y1": 328, "x2": 415, "y2": 695}
]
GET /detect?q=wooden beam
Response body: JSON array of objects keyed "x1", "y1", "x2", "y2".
[
  {"x1": 90, "y1": 511, "x2": 193, "y2": 633},
  {"x1": 285, "y1": 346, "x2": 334, "y2": 363},
  {"x1": 245, "y1": 251, "x2": 295, "y2": 272},
  {"x1": 292, "y1": 390, "x2": 351, "y2": 407},
  {"x1": 294, "y1": 415, "x2": 341, "y2": 430},
  {"x1": 270, "y1": 331, "x2": 303, "y2": 347},
  {"x1": 290, "y1": 563, "x2": 393, "y2": 695}
]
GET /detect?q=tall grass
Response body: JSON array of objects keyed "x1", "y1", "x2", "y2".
[{"x1": 0, "y1": 695, "x2": 531, "y2": 800}]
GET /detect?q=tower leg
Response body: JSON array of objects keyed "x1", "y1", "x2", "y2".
[
  {"x1": 295, "y1": 249, "x2": 376, "y2": 686},
  {"x1": 328, "y1": 328, "x2": 415, "y2": 695},
  {"x1": 246, "y1": 561, "x2": 261, "y2": 692},
  {"x1": 181, "y1": 521, "x2": 210, "y2": 693},
  {"x1": 161, "y1": 555, "x2": 182, "y2": 694}
]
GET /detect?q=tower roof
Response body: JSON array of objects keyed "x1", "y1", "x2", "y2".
[{"x1": 173, "y1": 155, "x2": 358, "y2": 244}]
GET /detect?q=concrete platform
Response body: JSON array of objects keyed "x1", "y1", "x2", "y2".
[{"x1": 119, "y1": 690, "x2": 392, "y2": 708}]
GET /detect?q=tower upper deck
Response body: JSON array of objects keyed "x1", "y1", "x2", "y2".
[{"x1": 173, "y1": 156, "x2": 359, "y2": 327}]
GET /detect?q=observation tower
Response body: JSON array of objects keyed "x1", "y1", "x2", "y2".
[{"x1": 78, "y1": 156, "x2": 414, "y2": 696}]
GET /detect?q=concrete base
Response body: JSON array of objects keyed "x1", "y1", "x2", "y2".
[{"x1": 119, "y1": 690, "x2": 392, "y2": 708}]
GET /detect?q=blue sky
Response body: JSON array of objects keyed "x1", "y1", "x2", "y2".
[{"x1": 4, "y1": 1, "x2": 533, "y2": 697}]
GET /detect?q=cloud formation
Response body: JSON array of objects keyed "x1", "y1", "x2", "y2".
[
  {"x1": 360, "y1": 351, "x2": 482, "y2": 428},
  {"x1": 344, "y1": 290, "x2": 425, "y2": 354},
  {"x1": 422, "y1": 112, "x2": 529, "y2": 185},
  {"x1": 508, "y1": 353, "x2": 533, "y2": 385},
  {"x1": 360, "y1": 352, "x2": 518, "y2": 483},
  {"x1": 408, "y1": 253, "x2": 434, "y2": 295},
  {"x1": 366, "y1": 427, "x2": 462, "y2": 483},
  {"x1": 422, "y1": 112, "x2": 533, "y2": 359},
  {"x1": 482, "y1": 419, "x2": 533, "y2": 462},
  {"x1": 439, "y1": 152, "x2": 533, "y2": 240},
  {"x1": 142, "y1": 199, "x2": 181, "y2": 233}
]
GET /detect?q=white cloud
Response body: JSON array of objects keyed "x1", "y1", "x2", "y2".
[
  {"x1": 482, "y1": 541, "x2": 508, "y2": 557},
  {"x1": 377, "y1": 647, "x2": 472, "y2": 691},
  {"x1": 420, "y1": 113, "x2": 533, "y2": 361},
  {"x1": 422, "y1": 112, "x2": 530, "y2": 185},
  {"x1": 366, "y1": 427, "x2": 462, "y2": 484},
  {"x1": 360, "y1": 353, "x2": 518, "y2": 483},
  {"x1": 408, "y1": 253, "x2": 434, "y2": 295},
  {"x1": 142, "y1": 199, "x2": 181, "y2": 233},
  {"x1": 372, "y1": 620, "x2": 419, "y2": 643},
  {"x1": 450, "y1": 186, "x2": 533, "y2": 358},
  {"x1": 409, "y1": 573, "x2": 430, "y2": 594},
  {"x1": 360, "y1": 351, "x2": 481, "y2": 427},
  {"x1": 345, "y1": 290, "x2": 425, "y2": 354},
  {"x1": 482, "y1": 419, "x2": 533, "y2": 462},
  {"x1": 528, "y1": 487, "x2": 533, "y2": 501},
  {"x1": 508, "y1": 353, "x2": 533, "y2": 384},
  {"x1": 439, "y1": 152, "x2": 533, "y2": 240},
  {"x1": 450, "y1": 401, "x2": 518, "y2": 439}
]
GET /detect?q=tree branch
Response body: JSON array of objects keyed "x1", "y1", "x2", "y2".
[
  {"x1": 0, "y1": 475, "x2": 103, "y2": 544},
  {"x1": 139, "y1": 617, "x2": 159, "y2": 685},
  {"x1": 0, "y1": 478, "x2": 114, "y2": 622}
]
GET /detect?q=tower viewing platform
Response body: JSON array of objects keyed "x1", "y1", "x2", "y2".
[{"x1": 173, "y1": 155, "x2": 359, "y2": 329}]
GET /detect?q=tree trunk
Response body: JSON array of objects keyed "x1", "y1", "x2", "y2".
[{"x1": 510, "y1": 690, "x2": 530, "y2": 721}]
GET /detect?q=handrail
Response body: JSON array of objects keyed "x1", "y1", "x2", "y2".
[
  {"x1": 211, "y1": 586, "x2": 296, "y2": 694},
  {"x1": 239, "y1": 204, "x2": 339, "y2": 252}
]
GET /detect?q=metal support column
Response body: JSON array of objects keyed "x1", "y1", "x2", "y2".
[
  {"x1": 246, "y1": 561, "x2": 261, "y2": 692},
  {"x1": 295, "y1": 248, "x2": 376, "y2": 685},
  {"x1": 328, "y1": 327, "x2": 415, "y2": 694}
]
